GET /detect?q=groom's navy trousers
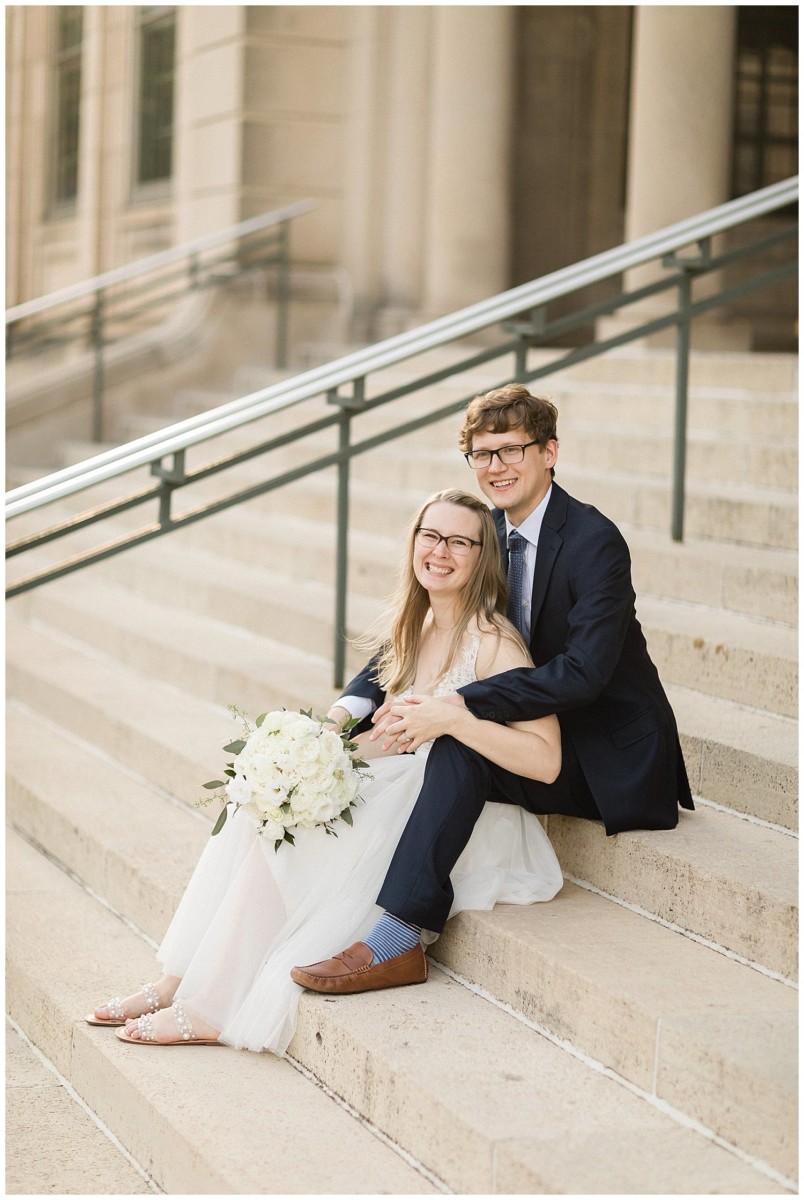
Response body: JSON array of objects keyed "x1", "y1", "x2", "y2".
[{"x1": 344, "y1": 483, "x2": 693, "y2": 932}]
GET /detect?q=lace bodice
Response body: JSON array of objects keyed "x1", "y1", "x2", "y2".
[
  {"x1": 395, "y1": 635, "x2": 481, "y2": 752},
  {"x1": 433, "y1": 634, "x2": 481, "y2": 696}
]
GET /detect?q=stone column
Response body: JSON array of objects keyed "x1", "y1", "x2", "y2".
[
  {"x1": 5, "y1": 6, "x2": 27, "y2": 305},
  {"x1": 173, "y1": 6, "x2": 247, "y2": 242},
  {"x1": 615, "y1": 5, "x2": 744, "y2": 346},
  {"x1": 75, "y1": 5, "x2": 107, "y2": 280},
  {"x1": 423, "y1": 6, "x2": 514, "y2": 316},
  {"x1": 375, "y1": 5, "x2": 433, "y2": 333},
  {"x1": 340, "y1": 6, "x2": 392, "y2": 339}
]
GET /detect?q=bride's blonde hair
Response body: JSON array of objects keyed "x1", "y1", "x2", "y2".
[{"x1": 357, "y1": 489, "x2": 527, "y2": 695}]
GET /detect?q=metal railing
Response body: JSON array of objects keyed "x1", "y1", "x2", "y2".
[
  {"x1": 6, "y1": 199, "x2": 314, "y2": 442},
  {"x1": 6, "y1": 177, "x2": 798, "y2": 686}
]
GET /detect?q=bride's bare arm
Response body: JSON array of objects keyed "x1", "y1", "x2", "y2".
[{"x1": 379, "y1": 633, "x2": 562, "y2": 783}]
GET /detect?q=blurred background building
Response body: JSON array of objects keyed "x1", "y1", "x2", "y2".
[{"x1": 5, "y1": 4, "x2": 798, "y2": 345}]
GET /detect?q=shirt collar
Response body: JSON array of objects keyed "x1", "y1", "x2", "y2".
[{"x1": 505, "y1": 483, "x2": 553, "y2": 547}]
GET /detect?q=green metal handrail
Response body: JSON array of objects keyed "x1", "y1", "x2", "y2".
[
  {"x1": 6, "y1": 178, "x2": 798, "y2": 687},
  {"x1": 6, "y1": 200, "x2": 314, "y2": 442}
]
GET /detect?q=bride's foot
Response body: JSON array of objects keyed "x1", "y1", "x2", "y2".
[
  {"x1": 86, "y1": 976, "x2": 180, "y2": 1027},
  {"x1": 117, "y1": 1000, "x2": 221, "y2": 1046}
]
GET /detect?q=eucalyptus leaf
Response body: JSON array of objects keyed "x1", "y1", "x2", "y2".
[
  {"x1": 341, "y1": 808, "x2": 353, "y2": 827},
  {"x1": 223, "y1": 739, "x2": 246, "y2": 755},
  {"x1": 203, "y1": 780, "x2": 226, "y2": 790},
  {"x1": 256, "y1": 712, "x2": 267, "y2": 727},
  {"x1": 211, "y1": 806, "x2": 229, "y2": 836}
]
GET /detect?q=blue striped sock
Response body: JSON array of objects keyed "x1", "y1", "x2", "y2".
[{"x1": 364, "y1": 912, "x2": 422, "y2": 965}]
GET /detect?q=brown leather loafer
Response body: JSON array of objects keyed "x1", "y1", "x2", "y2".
[{"x1": 290, "y1": 941, "x2": 428, "y2": 994}]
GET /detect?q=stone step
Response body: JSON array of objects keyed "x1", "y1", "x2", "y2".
[
  {"x1": 59, "y1": 467, "x2": 792, "y2": 627},
  {"x1": 544, "y1": 806, "x2": 797, "y2": 980},
  {"x1": 557, "y1": 346, "x2": 797, "y2": 392},
  {"x1": 636, "y1": 595, "x2": 797, "y2": 720},
  {"x1": 7, "y1": 828, "x2": 794, "y2": 1196},
  {"x1": 12, "y1": 572, "x2": 798, "y2": 829},
  {"x1": 429, "y1": 899, "x2": 797, "y2": 1183},
  {"x1": 666, "y1": 683, "x2": 797, "y2": 831},
  {"x1": 76, "y1": 533, "x2": 796, "y2": 719},
  {"x1": 206, "y1": 461, "x2": 795, "y2": 552},
  {"x1": 289, "y1": 966, "x2": 791, "y2": 1194},
  {"x1": 6, "y1": 704, "x2": 796, "y2": 1183},
  {"x1": 52, "y1": 347, "x2": 799, "y2": 499},
  {"x1": 231, "y1": 343, "x2": 798, "y2": 414},
  {"x1": 6, "y1": 618, "x2": 797, "y2": 979},
  {"x1": 15, "y1": 574, "x2": 341, "y2": 721},
  {"x1": 5, "y1": 832, "x2": 439, "y2": 1195},
  {"x1": 6, "y1": 1024, "x2": 153, "y2": 1195},
  {"x1": 173, "y1": 502, "x2": 796, "y2": 626},
  {"x1": 119, "y1": 400, "x2": 798, "y2": 492}
]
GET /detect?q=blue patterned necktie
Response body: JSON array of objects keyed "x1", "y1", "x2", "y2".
[{"x1": 506, "y1": 530, "x2": 527, "y2": 637}]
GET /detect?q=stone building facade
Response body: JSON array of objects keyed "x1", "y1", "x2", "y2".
[{"x1": 5, "y1": 5, "x2": 798, "y2": 344}]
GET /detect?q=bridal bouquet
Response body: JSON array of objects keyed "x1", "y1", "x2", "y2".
[{"x1": 200, "y1": 706, "x2": 370, "y2": 851}]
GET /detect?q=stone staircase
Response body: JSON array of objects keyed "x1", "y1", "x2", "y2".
[{"x1": 6, "y1": 345, "x2": 798, "y2": 1193}]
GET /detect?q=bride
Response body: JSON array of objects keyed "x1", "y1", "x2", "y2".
[{"x1": 87, "y1": 489, "x2": 563, "y2": 1052}]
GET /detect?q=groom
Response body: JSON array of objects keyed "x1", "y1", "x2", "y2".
[{"x1": 291, "y1": 384, "x2": 693, "y2": 994}]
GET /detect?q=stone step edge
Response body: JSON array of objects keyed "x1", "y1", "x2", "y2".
[
  {"x1": 22, "y1": 569, "x2": 801, "y2": 724},
  {"x1": 4, "y1": 1008, "x2": 446, "y2": 1195},
  {"x1": 693, "y1": 795, "x2": 798, "y2": 841},
  {"x1": 17, "y1": 585, "x2": 800, "y2": 832},
  {"x1": 5, "y1": 1014, "x2": 160, "y2": 1194},
  {"x1": 6, "y1": 628, "x2": 798, "y2": 951},
  {"x1": 10, "y1": 754, "x2": 797, "y2": 1166},
  {"x1": 89, "y1": 530, "x2": 801, "y2": 659},
  {"x1": 9, "y1": 826, "x2": 792, "y2": 1195},
  {"x1": 7, "y1": 700, "x2": 801, "y2": 1176},
  {"x1": 427, "y1": 957, "x2": 796, "y2": 1194},
  {"x1": 5, "y1": 829, "x2": 445, "y2": 1197},
  {"x1": 562, "y1": 869, "x2": 797, "y2": 989},
  {"x1": 8, "y1": 694, "x2": 796, "y2": 998},
  {"x1": 14, "y1": 510, "x2": 799, "y2": 653}
]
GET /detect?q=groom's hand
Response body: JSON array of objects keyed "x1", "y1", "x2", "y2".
[{"x1": 370, "y1": 693, "x2": 466, "y2": 753}]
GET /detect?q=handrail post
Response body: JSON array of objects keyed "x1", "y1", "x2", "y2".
[
  {"x1": 664, "y1": 239, "x2": 710, "y2": 542},
  {"x1": 91, "y1": 291, "x2": 106, "y2": 443},
  {"x1": 275, "y1": 219, "x2": 290, "y2": 370},
  {"x1": 507, "y1": 306, "x2": 547, "y2": 379},
  {"x1": 671, "y1": 272, "x2": 692, "y2": 542},
  {"x1": 150, "y1": 449, "x2": 186, "y2": 528},
  {"x1": 329, "y1": 378, "x2": 366, "y2": 689}
]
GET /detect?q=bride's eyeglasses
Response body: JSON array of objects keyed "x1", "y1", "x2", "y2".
[{"x1": 415, "y1": 527, "x2": 482, "y2": 556}]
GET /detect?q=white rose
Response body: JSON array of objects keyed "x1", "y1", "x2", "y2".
[{"x1": 260, "y1": 819, "x2": 286, "y2": 842}]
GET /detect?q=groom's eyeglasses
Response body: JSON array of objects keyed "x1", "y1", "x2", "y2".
[
  {"x1": 415, "y1": 527, "x2": 482, "y2": 556},
  {"x1": 464, "y1": 439, "x2": 540, "y2": 469}
]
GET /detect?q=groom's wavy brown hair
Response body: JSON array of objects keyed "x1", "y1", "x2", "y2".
[
  {"x1": 358, "y1": 489, "x2": 528, "y2": 696},
  {"x1": 459, "y1": 384, "x2": 559, "y2": 479}
]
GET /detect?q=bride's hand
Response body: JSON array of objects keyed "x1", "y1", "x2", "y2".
[{"x1": 373, "y1": 693, "x2": 466, "y2": 753}]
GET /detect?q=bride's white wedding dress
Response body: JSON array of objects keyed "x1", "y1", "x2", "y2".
[{"x1": 158, "y1": 637, "x2": 563, "y2": 1054}]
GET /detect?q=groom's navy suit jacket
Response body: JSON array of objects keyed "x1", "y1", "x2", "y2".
[{"x1": 344, "y1": 482, "x2": 693, "y2": 834}]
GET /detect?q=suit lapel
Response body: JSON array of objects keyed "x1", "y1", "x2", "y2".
[
  {"x1": 493, "y1": 485, "x2": 567, "y2": 632},
  {"x1": 529, "y1": 485, "x2": 567, "y2": 630},
  {"x1": 494, "y1": 512, "x2": 508, "y2": 568}
]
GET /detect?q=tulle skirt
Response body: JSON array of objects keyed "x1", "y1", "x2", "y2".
[{"x1": 158, "y1": 750, "x2": 563, "y2": 1055}]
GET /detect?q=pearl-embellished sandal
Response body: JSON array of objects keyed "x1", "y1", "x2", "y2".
[
  {"x1": 115, "y1": 999, "x2": 220, "y2": 1046},
  {"x1": 85, "y1": 981, "x2": 162, "y2": 1027}
]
